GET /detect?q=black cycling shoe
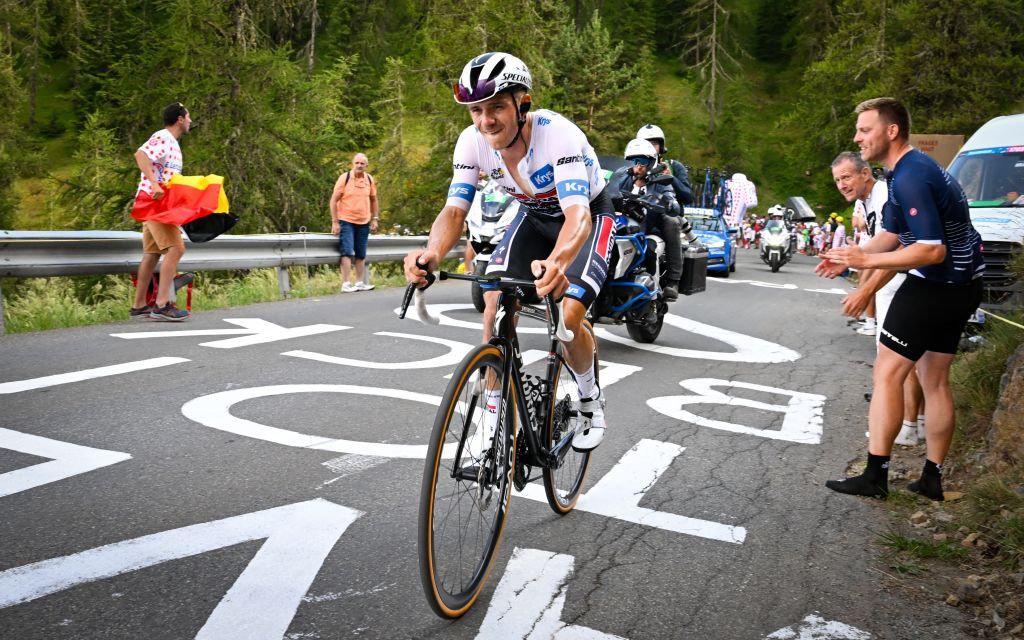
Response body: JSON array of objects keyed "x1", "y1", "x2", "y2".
[
  {"x1": 908, "y1": 475, "x2": 944, "y2": 501},
  {"x1": 825, "y1": 473, "x2": 888, "y2": 499}
]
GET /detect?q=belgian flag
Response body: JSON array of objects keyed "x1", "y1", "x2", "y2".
[{"x1": 131, "y1": 174, "x2": 238, "y2": 242}]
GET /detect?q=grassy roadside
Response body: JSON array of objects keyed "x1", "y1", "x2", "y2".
[{"x1": 0, "y1": 261, "x2": 423, "y2": 334}]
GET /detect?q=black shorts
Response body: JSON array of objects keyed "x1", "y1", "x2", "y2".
[
  {"x1": 879, "y1": 275, "x2": 983, "y2": 361},
  {"x1": 483, "y1": 189, "x2": 615, "y2": 309}
]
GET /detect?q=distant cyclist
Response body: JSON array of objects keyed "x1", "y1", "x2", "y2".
[
  {"x1": 403, "y1": 52, "x2": 613, "y2": 451},
  {"x1": 636, "y1": 123, "x2": 694, "y2": 206}
]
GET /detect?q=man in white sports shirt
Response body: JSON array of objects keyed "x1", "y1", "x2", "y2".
[
  {"x1": 403, "y1": 52, "x2": 613, "y2": 451},
  {"x1": 831, "y1": 150, "x2": 925, "y2": 447}
]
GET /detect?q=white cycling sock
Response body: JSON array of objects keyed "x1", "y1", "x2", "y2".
[
  {"x1": 863, "y1": 316, "x2": 876, "y2": 328},
  {"x1": 570, "y1": 365, "x2": 598, "y2": 400},
  {"x1": 484, "y1": 389, "x2": 502, "y2": 438},
  {"x1": 917, "y1": 413, "x2": 926, "y2": 438}
]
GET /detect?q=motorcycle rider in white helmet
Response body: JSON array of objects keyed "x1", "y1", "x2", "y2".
[
  {"x1": 403, "y1": 52, "x2": 614, "y2": 451},
  {"x1": 610, "y1": 138, "x2": 685, "y2": 300},
  {"x1": 636, "y1": 124, "x2": 694, "y2": 206}
]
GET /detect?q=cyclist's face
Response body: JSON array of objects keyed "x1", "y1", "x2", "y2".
[{"x1": 469, "y1": 94, "x2": 521, "y2": 150}]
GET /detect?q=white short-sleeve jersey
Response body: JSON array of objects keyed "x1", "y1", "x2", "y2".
[
  {"x1": 444, "y1": 109, "x2": 605, "y2": 218},
  {"x1": 136, "y1": 129, "x2": 183, "y2": 196}
]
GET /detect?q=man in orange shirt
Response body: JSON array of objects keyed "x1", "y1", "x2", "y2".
[{"x1": 330, "y1": 153, "x2": 380, "y2": 292}]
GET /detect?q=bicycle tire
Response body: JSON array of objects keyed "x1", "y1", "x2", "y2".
[
  {"x1": 418, "y1": 344, "x2": 516, "y2": 619},
  {"x1": 542, "y1": 320, "x2": 597, "y2": 514}
]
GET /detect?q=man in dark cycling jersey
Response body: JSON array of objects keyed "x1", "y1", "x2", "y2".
[
  {"x1": 403, "y1": 52, "x2": 613, "y2": 451},
  {"x1": 817, "y1": 97, "x2": 984, "y2": 501}
]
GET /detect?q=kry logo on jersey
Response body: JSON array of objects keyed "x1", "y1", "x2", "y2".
[
  {"x1": 530, "y1": 164, "x2": 555, "y2": 190},
  {"x1": 447, "y1": 183, "x2": 475, "y2": 200},
  {"x1": 556, "y1": 179, "x2": 590, "y2": 199},
  {"x1": 536, "y1": 116, "x2": 552, "y2": 126}
]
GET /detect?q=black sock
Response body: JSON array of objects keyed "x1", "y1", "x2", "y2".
[
  {"x1": 825, "y1": 453, "x2": 889, "y2": 499},
  {"x1": 923, "y1": 459, "x2": 942, "y2": 477}
]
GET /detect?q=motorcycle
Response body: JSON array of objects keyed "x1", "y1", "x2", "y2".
[
  {"x1": 760, "y1": 218, "x2": 792, "y2": 272},
  {"x1": 589, "y1": 175, "x2": 706, "y2": 343},
  {"x1": 466, "y1": 182, "x2": 519, "y2": 312}
]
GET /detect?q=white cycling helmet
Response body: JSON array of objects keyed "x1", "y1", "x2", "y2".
[
  {"x1": 636, "y1": 124, "x2": 667, "y2": 153},
  {"x1": 767, "y1": 204, "x2": 786, "y2": 217},
  {"x1": 623, "y1": 138, "x2": 658, "y2": 165},
  {"x1": 453, "y1": 52, "x2": 532, "y2": 105}
]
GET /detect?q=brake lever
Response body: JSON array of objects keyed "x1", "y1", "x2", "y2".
[{"x1": 399, "y1": 262, "x2": 437, "y2": 321}]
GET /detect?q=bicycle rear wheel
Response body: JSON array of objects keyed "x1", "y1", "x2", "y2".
[
  {"x1": 418, "y1": 344, "x2": 516, "y2": 618},
  {"x1": 542, "y1": 320, "x2": 597, "y2": 514}
]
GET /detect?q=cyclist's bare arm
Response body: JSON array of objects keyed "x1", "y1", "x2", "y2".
[
  {"x1": 533, "y1": 203, "x2": 591, "y2": 298},
  {"x1": 404, "y1": 204, "x2": 468, "y2": 285}
]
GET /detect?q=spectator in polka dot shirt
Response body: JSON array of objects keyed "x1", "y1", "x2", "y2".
[{"x1": 130, "y1": 102, "x2": 193, "y2": 321}]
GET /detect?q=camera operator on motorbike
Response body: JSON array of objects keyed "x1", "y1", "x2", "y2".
[
  {"x1": 403, "y1": 52, "x2": 614, "y2": 452},
  {"x1": 610, "y1": 139, "x2": 685, "y2": 301},
  {"x1": 636, "y1": 123, "x2": 694, "y2": 206}
]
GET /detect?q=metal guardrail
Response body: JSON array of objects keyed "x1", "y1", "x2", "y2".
[{"x1": 0, "y1": 230, "x2": 463, "y2": 333}]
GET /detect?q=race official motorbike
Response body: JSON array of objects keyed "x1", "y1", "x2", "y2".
[
  {"x1": 760, "y1": 219, "x2": 792, "y2": 272},
  {"x1": 466, "y1": 183, "x2": 519, "y2": 311},
  {"x1": 589, "y1": 175, "x2": 705, "y2": 343}
]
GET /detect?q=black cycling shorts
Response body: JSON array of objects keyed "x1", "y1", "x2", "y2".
[
  {"x1": 483, "y1": 189, "x2": 615, "y2": 309},
  {"x1": 879, "y1": 275, "x2": 983, "y2": 361}
]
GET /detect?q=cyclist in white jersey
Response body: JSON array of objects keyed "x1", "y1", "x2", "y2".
[{"x1": 404, "y1": 52, "x2": 614, "y2": 451}]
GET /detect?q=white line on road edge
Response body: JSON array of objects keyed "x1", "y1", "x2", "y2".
[
  {"x1": 517, "y1": 439, "x2": 746, "y2": 544},
  {"x1": 284, "y1": 331, "x2": 474, "y2": 370},
  {"x1": 648, "y1": 378, "x2": 826, "y2": 444},
  {"x1": 765, "y1": 613, "x2": 870, "y2": 639},
  {"x1": 0, "y1": 357, "x2": 189, "y2": 394},
  {"x1": 711, "y1": 278, "x2": 849, "y2": 296},
  {"x1": 0, "y1": 499, "x2": 362, "y2": 640},
  {"x1": 476, "y1": 548, "x2": 626, "y2": 640},
  {"x1": 0, "y1": 428, "x2": 132, "y2": 498}
]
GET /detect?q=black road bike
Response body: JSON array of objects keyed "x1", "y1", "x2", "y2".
[{"x1": 399, "y1": 271, "x2": 598, "y2": 618}]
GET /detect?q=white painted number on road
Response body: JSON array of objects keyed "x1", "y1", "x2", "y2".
[
  {"x1": 0, "y1": 499, "x2": 362, "y2": 640},
  {"x1": 111, "y1": 318, "x2": 349, "y2": 349},
  {"x1": 0, "y1": 429, "x2": 131, "y2": 498},
  {"x1": 765, "y1": 613, "x2": 871, "y2": 639},
  {"x1": 0, "y1": 357, "x2": 188, "y2": 394},
  {"x1": 476, "y1": 547, "x2": 626, "y2": 640},
  {"x1": 648, "y1": 379, "x2": 826, "y2": 444},
  {"x1": 518, "y1": 439, "x2": 746, "y2": 543}
]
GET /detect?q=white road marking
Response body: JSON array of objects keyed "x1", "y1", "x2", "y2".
[
  {"x1": 476, "y1": 548, "x2": 626, "y2": 640},
  {"x1": 0, "y1": 357, "x2": 189, "y2": 394},
  {"x1": 0, "y1": 499, "x2": 362, "y2": 640},
  {"x1": 111, "y1": 318, "x2": 349, "y2": 348},
  {"x1": 284, "y1": 332, "x2": 473, "y2": 369},
  {"x1": 181, "y1": 384, "x2": 445, "y2": 459},
  {"x1": 595, "y1": 314, "x2": 800, "y2": 363},
  {"x1": 0, "y1": 429, "x2": 132, "y2": 498},
  {"x1": 712, "y1": 278, "x2": 849, "y2": 295},
  {"x1": 765, "y1": 613, "x2": 870, "y2": 639},
  {"x1": 517, "y1": 439, "x2": 745, "y2": 544},
  {"x1": 648, "y1": 378, "x2": 826, "y2": 444}
]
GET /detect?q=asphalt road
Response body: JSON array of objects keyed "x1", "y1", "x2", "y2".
[{"x1": 0, "y1": 249, "x2": 971, "y2": 640}]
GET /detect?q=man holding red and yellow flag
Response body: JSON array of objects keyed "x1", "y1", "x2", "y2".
[{"x1": 130, "y1": 102, "x2": 192, "y2": 321}]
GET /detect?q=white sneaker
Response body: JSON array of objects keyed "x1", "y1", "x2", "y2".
[
  {"x1": 355, "y1": 281, "x2": 375, "y2": 291},
  {"x1": 856, "y1": 324, "x2": 876, "y2": 336},
  {"x1": 341, "y1": 282, "x2": 358, "y2": 293},
  {"x1": 894, "y1": 423, "x2": 921, "y2": 446},
  {"x1": 571, "y1": 390, "x2": 606, "y2": 452}
]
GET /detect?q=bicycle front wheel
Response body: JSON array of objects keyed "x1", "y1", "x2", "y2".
[
  {"x1": 542, "y1": 320, "x2": 597, "y2": 514},
  {"x1": 418, "y1": 344, "x2": 516, "y2": 618}
]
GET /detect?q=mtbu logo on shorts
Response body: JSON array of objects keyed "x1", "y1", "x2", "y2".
[
  {"x1": 556, "y1": 179, "x2": 590, "y2": 199},
  {"x1": 530, "y1": 165, "x2": 555, "y2": 190}
]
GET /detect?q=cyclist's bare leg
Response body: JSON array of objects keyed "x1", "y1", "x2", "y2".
[{"x1": 560, "y1": 298, "x2": 596, "y2": 376}]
